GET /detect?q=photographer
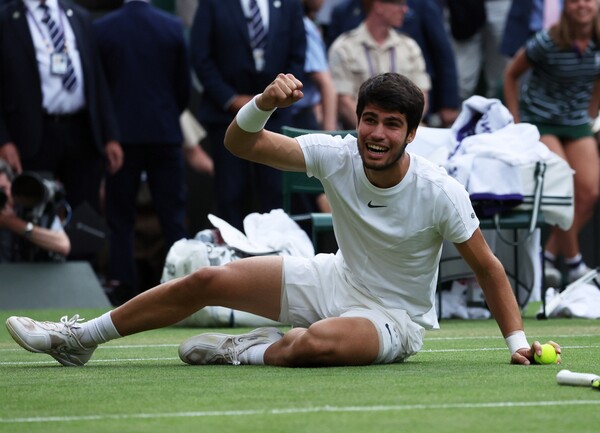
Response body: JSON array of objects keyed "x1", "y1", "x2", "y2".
[{"x1": 0, "y1": 159, "x2": 70, "y2": 263}]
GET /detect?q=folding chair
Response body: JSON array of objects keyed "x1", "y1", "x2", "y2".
[{"x1": 281, "y1": 126, "x2": 356, "y2": 251}]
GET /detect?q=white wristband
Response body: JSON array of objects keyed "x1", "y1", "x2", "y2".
[
  {"x1": 505, "y1": 330, "x2": 529, "y2": 355},
  {"x1": 235, "y1": 95, "x2": 276, "y2": 133}
]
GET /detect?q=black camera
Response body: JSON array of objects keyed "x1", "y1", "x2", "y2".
[
  {"x1": 11, "y1": 172, "x2": 66, "y2": 224},
  {"x1": 9, "y1": 172, "x2": 68, "y2": 262}
]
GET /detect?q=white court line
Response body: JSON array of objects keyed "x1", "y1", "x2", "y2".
[
  {"x1": 2, "y1": 333, "x2": 598, "y2": 353},
  {"x1": 1, "y1": 400, "x2": 600, "y2": 424},
  {"x1": 426, "y1": 333, "x2": 600, "y2": 341},
  {"x1": 1, "y1": 345, "x2": 598, "y2": 366}
]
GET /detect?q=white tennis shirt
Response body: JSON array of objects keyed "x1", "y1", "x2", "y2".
[{"x1": 297, "y1": 133, "x2": 479, "y2": 329}]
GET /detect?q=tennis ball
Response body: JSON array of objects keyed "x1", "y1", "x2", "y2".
[{"x1": 534, "y1": 343, "x2": 558, "y2": 364}]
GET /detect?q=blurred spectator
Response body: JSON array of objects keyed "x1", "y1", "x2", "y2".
[
  {"x1": 326, "y1": 0, "x2": 367, "y2": 45},
  {"x1": 0, "y1": 159, "x2": 70, "y2": 263},
  {"x1": 314, "y1": 0, "x2": 346, "y2": 31},
  {"x1": 328, "y1": 0, "x2": 430, "y2": 129},
  {"x1": 0, "y1": 0, "x2": 123, "y2": 215},
  {"x1": 504, "y1": 0, "x2": 600, "y2": 286},
  {"x1": 292, "y1": 0, "x2": 337, "y2": 131},
  {"x1": 446, "y1": 0, "x2": 511, "y2": 100},
  {"x1": 180, "y1": 109, "x2": 215, "y2": 175},
  {"x1": 501, "y1": 0, "x2": 564, "y2": 58},
  {"x1": 175, "y1": 0, "x2": 196, "y2": 29},
  {"x1": 190, "y1": 0, "x2": 305, "y2": 230},
  {"x1": 327, "y1": 0, "x2": 459, "y2": 127},
  {"x1": 93, "y1": 0, "x2": 191, "y2": 305}
]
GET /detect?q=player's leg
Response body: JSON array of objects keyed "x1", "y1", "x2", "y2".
[
  {"x1": 178, "y1": 307, "x2": 424, "y2": 367},
  {"x1": 265, "y1": 306, "x2": 424, "y2": 367},
  {"x1": 265, "y1": 316, "x2": 380, "y2": 366},
  {"x1": 112, "y1": 255, "x2": 284, "y2": 335},
  {"x1": 5, "y1": 256, "x2": 285, "y2": 366}
]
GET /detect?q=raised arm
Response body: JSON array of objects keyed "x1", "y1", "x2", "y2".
[
  {"x1": 454, "y1": 229, "x2": 560, "y2": 365},
  {"x1": 224, "y1": 73, "x2": 308, "y2": 172}
]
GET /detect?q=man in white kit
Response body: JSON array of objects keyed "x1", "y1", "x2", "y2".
[{"x1": 5, "y1": 72, "x2": 557, "y2": 367}]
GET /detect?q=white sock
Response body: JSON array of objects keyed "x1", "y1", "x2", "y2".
[
  {"x1": 544, "y1": 251, "x2": 557, "y2": 265},
  {"x1": 79, "y1": 312, "x2": 122, "y2": 347},
  {"x1": 564, "y1": 253, "x2": 583, "y2": 266},
  {"x1": 238, "y1": 343, "x2": 272, "y2": 365}
]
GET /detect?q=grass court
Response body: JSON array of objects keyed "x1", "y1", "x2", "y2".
[{"x1": 1, "y1": 304, "x2": 599, "y2": 433}]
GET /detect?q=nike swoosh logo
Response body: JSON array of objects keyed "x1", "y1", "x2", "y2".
[
  {"x1": 368, "y1": 201, "x2": 387, "y2": 208},
  {"x1": 385, "y1": 323, "x2": 393, "y2": 344}
]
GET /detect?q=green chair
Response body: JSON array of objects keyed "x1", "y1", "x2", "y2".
[{"x1": 281, "y1": 127, "x2": 356, "y2": 251}]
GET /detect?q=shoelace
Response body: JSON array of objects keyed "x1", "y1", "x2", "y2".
[
  {"x1": 226, "y1": 343, "x2": 241, "y2": 366},
  {"x1": 57, "y1": 314, "x2": 85, "y2": 339}
]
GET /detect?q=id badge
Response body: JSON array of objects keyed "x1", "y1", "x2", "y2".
[
  {"x1": 253, "y1": 48, "x2": 265, "y2": 72},
  {"x1": 50, "y1": 52, "x2": 68, "y2": 76}
]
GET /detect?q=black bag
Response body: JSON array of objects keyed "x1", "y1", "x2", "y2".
[{"x1": 446, "y1": 0, "x2": 486, "y2": 41}]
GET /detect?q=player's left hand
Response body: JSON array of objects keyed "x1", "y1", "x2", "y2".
[
  {"x1": 511, "y1": 340, "x2": 561, "y2": 365},
  {"x1": 257, "y1": 73, "x2": 304, "y2": 111}
]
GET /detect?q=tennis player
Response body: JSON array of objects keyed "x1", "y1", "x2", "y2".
[{"x1": 6, "y1": 72, "x2": 558, "y2": 367}]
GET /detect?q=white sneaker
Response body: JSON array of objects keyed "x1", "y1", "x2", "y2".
[
  {"x1": 5, "y1": 315, "x2": 96, "y2": 367},
  {"x1": 567, "y1": 261, "x2": 593, "y2": 284},
  {"x1": 179, "y1": 327, "x2": 284, "y2": 365},
  {"x1": 544, "y1": 261, "x2": 563, "y2": 289}
]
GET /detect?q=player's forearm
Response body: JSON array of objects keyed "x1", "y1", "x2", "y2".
[{"x1": 478, "y1": 269, "x2": 524, "y2": 337}]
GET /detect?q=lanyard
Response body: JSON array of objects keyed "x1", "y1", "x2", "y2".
[
  {"x1": 24, "y1": 3, "x2": 69, "y2": 53},
  {"x1": 363, "y1": 44, "x2": 396, "y2": 77}
]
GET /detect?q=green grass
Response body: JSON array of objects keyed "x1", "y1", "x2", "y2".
[{"x1": 1, "y1": 305, "x2": 599, "y2": 433}]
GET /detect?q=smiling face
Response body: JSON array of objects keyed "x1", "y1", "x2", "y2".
[
  {"x1": 563, "y1": 0, "x2": 599, "y2": 25},
  {"x1": 354, "y1": 73, "x2": 423, "y2": 186},
  {"x1": 375, "y1": 0, "x2": 409, "y2": 29},
  {"x1": 357, "y1": 104, "x2": 416, "y2": 186}
]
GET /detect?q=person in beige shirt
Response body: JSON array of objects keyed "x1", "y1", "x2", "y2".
[{"x1": 328, "y1": 0, "x2": 430, "y2": 129}]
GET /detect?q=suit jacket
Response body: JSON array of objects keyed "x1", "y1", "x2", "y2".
[
  {"x1": 0, "y1": 0, "x2": 119, "y2": 159},
  {"x1": 93, "y1": 1, "x2": 191, "y2": 145},
  {"x1": 402, "y1": 0, "x2": 459, "y2": 111},
  {"x1": 190, "y1": 0, "x2": 306, "y2": 126},
  {"x1": 500, "y1": 0, "x2": 535, "y2": 57},
  {"x1": 328, "y1": 0, "x2": 459, "y2": 112}
]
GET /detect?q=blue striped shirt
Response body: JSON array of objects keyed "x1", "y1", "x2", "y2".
[{"x1": 521, "y1": 30, "x2": 600, "y2": 126}]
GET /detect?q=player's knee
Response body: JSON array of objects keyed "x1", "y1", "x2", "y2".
[
  {"x1": 283, "y1": 327, "x2": 340, "y2": 366},
  {"x1": 178, "y1": 266, "x2": 224, "y2": 296}
]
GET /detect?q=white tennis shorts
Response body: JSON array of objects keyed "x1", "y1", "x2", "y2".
[{"x1": 279, "y1": 254, "x2": 425, "y2": 364}]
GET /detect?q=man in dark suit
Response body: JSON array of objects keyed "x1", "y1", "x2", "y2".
[
  {"x1": 500, "y1": 0, "x2": 549, "y2": 58},
  {"x1": 0, "y1": 0, "x2": 122, "y2": 214},
  {"x1": 327, "y1": 0, "x2": 459, "y2": 127},
  {"x1": 190, "y1": 0, "x2": 305, "y2": 230},
  {"x1": 93, "y1": 0, "x2": 191, "y2": 305}
]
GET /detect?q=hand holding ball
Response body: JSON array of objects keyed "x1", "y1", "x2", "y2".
[{"x1": 534, "y1": 343, "x2": 560, "y2": 364}]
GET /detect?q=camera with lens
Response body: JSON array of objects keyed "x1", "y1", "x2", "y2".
[
  {"x1": 10, "y1": 172, "x2": 68, "y2": 262},
  {"x1": 11, "y1": 171, "x2": 66, "y2": 224}
]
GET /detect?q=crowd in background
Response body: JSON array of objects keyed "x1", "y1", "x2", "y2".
[{"x1": 1, "y1": 0, "x2": 598, "y2": 306}]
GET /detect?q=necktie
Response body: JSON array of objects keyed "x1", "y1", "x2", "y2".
[
  {"x1": 248, "y1": 0, "x2": 267, "y2": 50},
  {"x1": 39, "y1": 3, "x2": 78, "y2": 92}
]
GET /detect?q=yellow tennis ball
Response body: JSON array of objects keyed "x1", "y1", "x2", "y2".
[{"x1": 534, "y1": 343, "x2": 558, "y2": 364}]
